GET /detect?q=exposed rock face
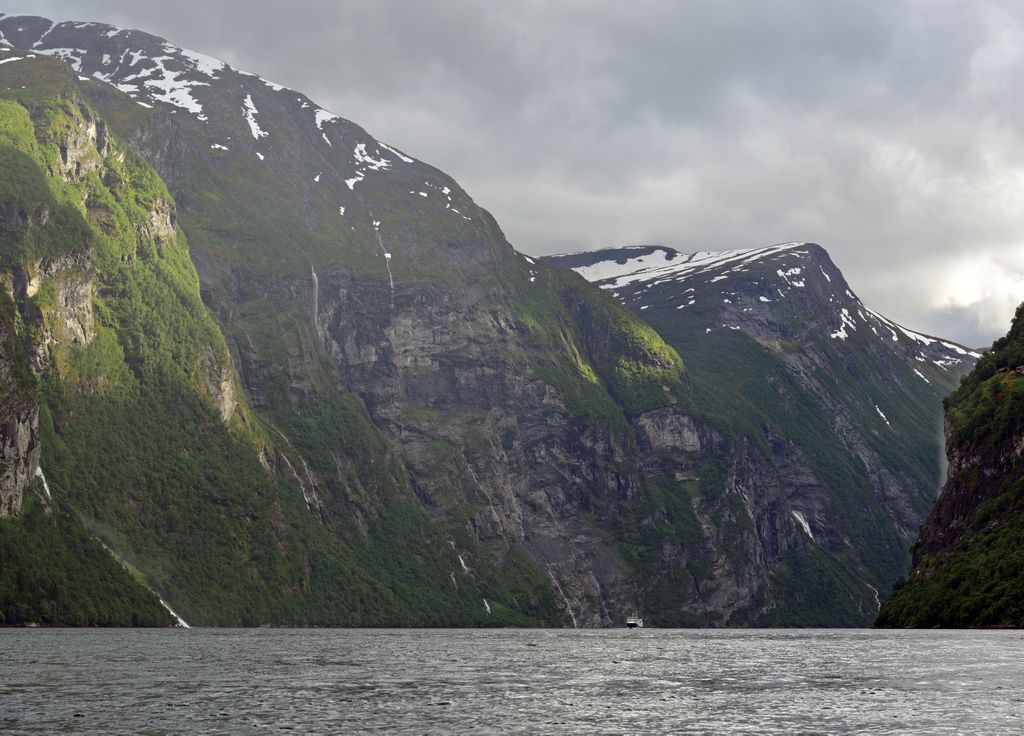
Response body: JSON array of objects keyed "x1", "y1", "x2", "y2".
[
  {"x1": 139, "y1": 198, "x2": 177, "y2": 249},
  {"x1": 21, "y1": 252, "x2": 97, "y2": 371},
  {"x1": 0, "y1": 318, "x2": 39, "y2": 517},
  {"x1": 309, "y1": 269, "x2": 643, "y2": 626},
  {"x1": 547, "y1": 244, "x2": 979, "y2": 623},
  {"x1": 198, "y1": 344, "x2": 237, "y2": 423}
]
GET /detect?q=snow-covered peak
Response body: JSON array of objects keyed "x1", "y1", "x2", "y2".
[
  {"x1": 0, "y1": 13, "x2": 421, "y2": 178},
  {"x1": 545, "y1": 241, "x2": 979, "y2": 375},
  {"x1": 568, "y1": 242, "x2": 810, "y2": 291}
]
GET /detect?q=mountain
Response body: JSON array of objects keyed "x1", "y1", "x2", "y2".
[
  {"x1": 877, "y1": 303, "x2": 1024, "y2": 627},
  {"x1": 545, "y1": 244, "x2": 977, "y2": 623},
  {"x1": 0, "y1": 14, "x2": 975, "y2": 627},
  {"x1": 0, "y1": 45, "x2": 539, "y2": 627},
  {"x1": 0, "y1": 17, "x2": 686, "y2": 627}
]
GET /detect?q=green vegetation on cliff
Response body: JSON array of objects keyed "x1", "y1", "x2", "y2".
[
  {"x1": 877, "y1": 304, "x2": 1024, "y2": 627},
  {"x1": 0, "y1": 67, "x2": 560, "y2": 627},
  {"x1": 0, "y1": 492, "x2": 172, "y2": 626}
]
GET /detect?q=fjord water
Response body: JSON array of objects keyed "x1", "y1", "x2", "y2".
[{"x1": 2, "y1": 629, "x2": 1021, "y2": 734}]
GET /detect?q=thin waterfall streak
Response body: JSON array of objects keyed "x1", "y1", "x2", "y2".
[
  {"x1": 375, "y1": 230, "x2": 394, "y2": 308},
  {"x1": 34, "y1": 466, "x2": 51, "y2": 501},
  {"x1": 310, "y1": 263, "x2": 319, "y2": 327},
  {"x1": 547, "y1": 568, "x2": 578, "y2": 629}
]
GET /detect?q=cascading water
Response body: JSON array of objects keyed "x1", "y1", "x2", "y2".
[
  {"x1": 159, "y1": 598, "x2": 190, "y2": 628},
  {"x1": 547, "y1": 568, "x2": 578, "y2": 629},
  {"x1": 371, "y1": 218, "x2": 394, "y2": 308},
  {"x1": 34, "y1": 466, "x2": 51, "y2": 501},
  {"x1": 310, "y1": 263, "x2": 319, "y2": 327},
  {"x1": 449, "y1": 541, "x2": 471, "y2": 574},
  {"x1": 867, "y1": 583, "x2": 881, "y2": 611}
]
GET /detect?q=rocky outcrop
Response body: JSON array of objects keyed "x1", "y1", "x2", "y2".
[
  {"x1": 50, "y1": 105, "x2": 108, "y2": 182},
  {"x1": 138, "y1": 198, "x2": 177, "y2": 249},
  {"x1": 20, "y1": 251, "x2": 96, "y2": 371},
  {"x1": 198, "y1": 344, "x2": 237, "y2": 423}
]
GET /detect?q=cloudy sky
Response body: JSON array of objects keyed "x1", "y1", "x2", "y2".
[{"x1": 8, "y1": 1, "x2": 1024, "y2": 345}]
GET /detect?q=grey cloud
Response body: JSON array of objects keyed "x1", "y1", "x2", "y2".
[{"x1": 6, "y1": 0, "x2": 1024, "y2": 345}]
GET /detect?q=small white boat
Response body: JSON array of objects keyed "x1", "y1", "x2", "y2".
[{"x1": 626, "y1": 615, "x2": 643, "y2": 628}]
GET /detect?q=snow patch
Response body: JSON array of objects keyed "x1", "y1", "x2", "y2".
[
  {"x1": 777, "y1": 267, "x2": 805, "y2": 288},
  {"x1": 314, "y1": 108, "x2": 338, "y2": 129},
  {"x1": 831, "y1": 308, "x2": 857, "y2": 341},
  {"x1": 353, "y1": 143, "x2": 391, "y2": 171},
  {"x1": 378, "y1": 141, "x2": 414, "y2": 163},
  {"x1": 242, "y1": 94, "x2": 268, "y2": 139},
  {"x1": 570, "y1": 242, "x2": 808, "y2": 291}
]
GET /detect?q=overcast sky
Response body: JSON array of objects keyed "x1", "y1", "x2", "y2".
[{"x1": 8, "y1": 1, "x2": 1024, "y2": 346}]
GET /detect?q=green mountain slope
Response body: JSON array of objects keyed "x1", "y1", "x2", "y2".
[
  {"x1": 0, "y1": 56, "x2": 564, "y2": 626},
  {"x1": 878, "y1": 303, "x2": 1024, "y2": 627},
  {"x1": 546, "y1": 244, "x2": 976, "y2": 625}
]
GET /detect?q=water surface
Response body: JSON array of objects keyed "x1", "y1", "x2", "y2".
[{"x1": 2, "y1": 628, "x2": 1022, "y2": 734}]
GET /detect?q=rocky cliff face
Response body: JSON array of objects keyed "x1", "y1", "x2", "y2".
[
  {"x1": 877, "y1": 304, "x2": 1024, "y2": 627},
  {"x1": 0, "y1": 16, "x2": 979, "y2": 626},
  {"x1": 0, "y1": 17, "x2": 691, "y2": 626},
  {"x1": 547, "y1": 244, "x2": 979, "y2": 623},
  {"x1": 0, "y1": 313, "x2": 38, "y2": 517}
]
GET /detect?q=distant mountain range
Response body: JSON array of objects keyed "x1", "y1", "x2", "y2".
[{"x1": 0, "y1": 14, "x2": 979, "y2": 627}]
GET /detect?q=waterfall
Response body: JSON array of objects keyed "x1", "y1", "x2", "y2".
[
  {"x1": 310, "y1": 263, "x2": 319, "y2": 326},
  {"x1": 371, "y1": 219, "x2": 394, "y2": 308},
  {"x1": 34, "y1": 466, "x2": 51, "y2": 501},
  {"x1": 483, "y1": 598, "x2": 492, "y2": 615},
  {"x1": 159, "y1": 598, "x2": 190, "y2": 628},
  {"x1": 273, "y1": 429, "x2": 321, "y2": 512},
  {"x1": 547, "y1": 568, "x2": 578, "y2": 629},
  {"x1": 867, "y1": 583, "x2": 881, "y2": 611},
  {"x1": 449, "y1": 541, "x2": 471, "y2": 574}
]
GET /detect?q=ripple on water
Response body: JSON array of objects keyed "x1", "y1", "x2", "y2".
[{"x1": 1, "y1": 629, "x2": 1023, "y2": 734}]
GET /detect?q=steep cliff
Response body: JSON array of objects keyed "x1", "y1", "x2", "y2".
[
  {"x1": 0, "y1": 18, "x2": 697, "y2": 627},
  {"x1": 0, "y1": 53, "x2": 537, "y2": 627},
  {"x1": 878, "y1": 304, "x2": 1024, "y2": 627},
  {"x1": 547, "y1": 244, "x2": 977, "y2": 624}
]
